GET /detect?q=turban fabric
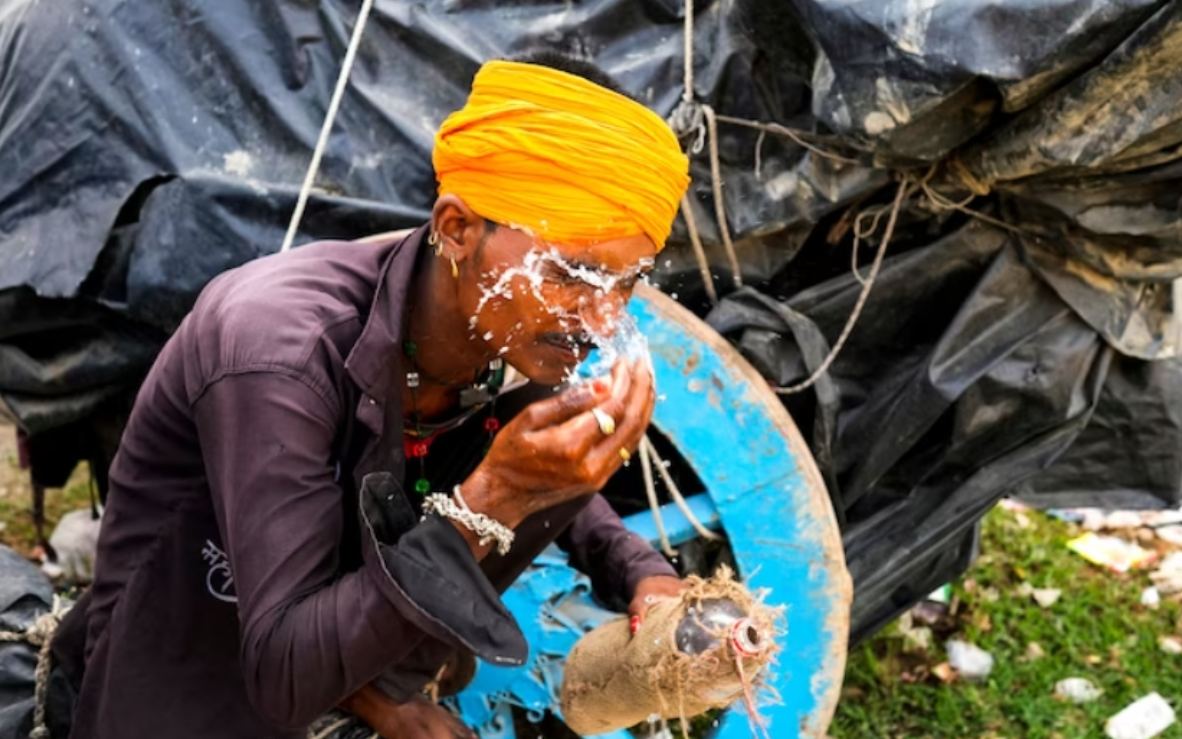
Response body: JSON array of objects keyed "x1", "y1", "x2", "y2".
[{"x1": 433, "y1": 60, "x2": 690, "y2": 251}]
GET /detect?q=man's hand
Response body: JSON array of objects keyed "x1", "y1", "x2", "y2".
[
  {"x1": 340, "y1": 686, "x2": 475, "y2": 739},
  {"x1": 627, "y1": 575, "x2": 688, "y2": 635},
  {"x1": 462, "y1": 359, "x2": 655, "y2": 530}
]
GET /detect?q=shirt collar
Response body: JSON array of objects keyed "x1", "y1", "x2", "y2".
[{"x1": 344, "y1": 224, "x2": 430, "y2": 403}]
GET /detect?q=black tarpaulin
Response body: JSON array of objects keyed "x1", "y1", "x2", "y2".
[{"x1": 4, "y1": 0, "x2": 1182, "y2": 641}]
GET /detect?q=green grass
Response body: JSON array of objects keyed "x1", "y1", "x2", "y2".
[
  {"x1": 831, "y1": 507, "x2": 1182, "y2": 739},
  {"x1": 5, "y1": 444, "x2": 1180, "y2": 738},
  {"x1": 0, "y1": 454, "x2": 94, "y2": 559}
]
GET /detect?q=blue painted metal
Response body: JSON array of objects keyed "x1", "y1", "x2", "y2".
[
  {"x1": 447, "y1": 548, "x2": 619, "y2": 737},
  {"x1": 452, "y1": 286, "x2": 850, "y2": 739}
]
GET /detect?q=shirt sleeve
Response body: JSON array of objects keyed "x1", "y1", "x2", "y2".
[
  {"x1": 557, "y1": 493, "x2": 678, "y2": 605},
  {"x1": 192, "y1": 371, "x2": 523, "y2": 729}
]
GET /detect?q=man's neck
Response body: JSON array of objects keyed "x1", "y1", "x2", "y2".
[{"x1": 402, "y1": 250, "x2": 492, "y2": 420}]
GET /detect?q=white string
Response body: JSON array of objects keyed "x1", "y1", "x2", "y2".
[
  {"x1": 0, "y1": 595, "x2": 69, "y2": 739},
  {"x1": 639, "y1": 436, "x2": 677, "y2": 557},
  {"x1": 280, "y1": 0, "x2": 378, "y2": 253},
  {"x1": 680, "y1": 194, "x2": 719, "y2": 306},
  {"x1": 681, "y1": 0, "x2": 694, "y2": 104},
  {"x1": 668, "y1": 0, "x2": 745, "y2": 296},
  {"x1": 703, "y1": 104, "x2": 743, "y2": 289},
  {"x1": 776, "y1": 176, "x2": 912, "y2": 395},
  {"x1": 641, "y1": 436, "x2": 721, "y2": 542},
  {"x1": 714, "y1": 114, "x2": 862, "y2": 166}
]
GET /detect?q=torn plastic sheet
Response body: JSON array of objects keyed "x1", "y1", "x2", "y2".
[
  {"x1": 708, "y1": 219, "x2": 1182, "y2": 639},
  {"x1": 4, "y1": 0, "x2": 1182, "y2": 644}
]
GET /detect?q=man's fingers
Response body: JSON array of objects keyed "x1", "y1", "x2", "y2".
[
  {"x1": 582, "y1": 362, "x2": 654, "y2": 476},
  {"x1": 596, "y1": 359, "x2": 633, "y2": 426},
  {"x1": 614, "y1": 361, "x2": 655, "y2": 448},
  {"x1": 519, "y1": 379, "x2": 609, "y2": 430},
  {"x1": 543, "y1": 359, "x2": 634, "y2": 452},
  {"x1": 536, "y1": 410, "x2": 603, "y2": 458}
]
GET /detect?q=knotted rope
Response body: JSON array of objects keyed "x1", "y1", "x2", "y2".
[{"x1": 0, "y1": 595, "x2": 70, "y2": 739}]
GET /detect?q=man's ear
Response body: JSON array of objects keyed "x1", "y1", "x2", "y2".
[{"x1": 431, "y1": 195, "x2": 486, "y2": 263}]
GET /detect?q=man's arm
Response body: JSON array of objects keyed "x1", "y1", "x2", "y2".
[
  {"x1": 194, "y1": 368, "x2": 624, "y2": 729},
  {"x1": 194, "y1": 372, "x2": 514, "y2": 729},
  {"x1": 556, "y1": 493, "x2": 679, "y2": 605}
]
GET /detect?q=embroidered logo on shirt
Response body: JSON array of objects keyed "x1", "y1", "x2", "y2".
[{"x1": 202, "y1": 539, "x2": 238, "y2": 603}]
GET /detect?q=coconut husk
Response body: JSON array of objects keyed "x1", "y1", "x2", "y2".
[{"x1": 560, "y1": 566, "x2": 779, "y2": 736}]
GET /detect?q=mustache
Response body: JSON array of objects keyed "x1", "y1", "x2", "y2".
[{"x1": 539, "y1": 331, "x2": 596, "y2": 350}]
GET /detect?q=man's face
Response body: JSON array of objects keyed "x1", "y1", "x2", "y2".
[{"x1": 457, "y1": 223, "x2": 657, "y2": 386}]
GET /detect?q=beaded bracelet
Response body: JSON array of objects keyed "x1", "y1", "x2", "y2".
[{"x1": 421, "y1": 485, "x2": 515, "y2": 556}]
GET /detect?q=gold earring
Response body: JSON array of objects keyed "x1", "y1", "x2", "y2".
[
  {"x1": 450, "y1": 255, "x2": 459, "y2": 278},
  {"x1": 427, "y1": 231, "x2": 439, "y2": 246}
]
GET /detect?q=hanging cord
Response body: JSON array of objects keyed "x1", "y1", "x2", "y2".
[
  {"x1": 280, "y1": 0, "x2": 378, "y2": 254},
  {"x1": 703, "y1": 105, "x2": 743, "y2": 289},
  {"x1": 667, "y1": 0, "x2": 744, "y2": 294},
  {"x1": 0, "y1": 595, "x2": 70, "y2": 739},
  {"x1": 640, "y1": 436, "x2": 721, "y2": 542},
  {"x1": 776, "y1": 175, "x2": 913, "y2": 395},
  {"x1": 639, "y1": 437, "x2": 677, "y2": 557},
  {"x1": 680, "y1": 194, "x2": 719, "y2": 305},
  {"x1": 712, "y1": 114, "x2": 862, "y2": 166},
  {"x1": 917, "y1": 166, "x2": 1023, "y2": 235},
  {"x1": 850, "y1": 200, "x2": 892, "y2": 287}
]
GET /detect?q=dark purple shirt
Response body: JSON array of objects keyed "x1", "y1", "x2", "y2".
[{"x1": 58, "y1": 227, "x2": 675, "y2": 738}]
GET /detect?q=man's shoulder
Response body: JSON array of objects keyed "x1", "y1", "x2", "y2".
[{"x1": 181, "y1": 238, "x2": 400, "y2": 394}]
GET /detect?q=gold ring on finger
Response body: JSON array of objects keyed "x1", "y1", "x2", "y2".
[
  {"x1": 591, "y1": 407, "x2": 616, "y2": 436},
  {"x1": 619, "y1": 447, "x2": 631, "y2": 462}
]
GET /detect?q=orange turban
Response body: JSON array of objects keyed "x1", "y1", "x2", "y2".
[{"x1": 433, "y1": 60, "x2": 690, "y2": 251}]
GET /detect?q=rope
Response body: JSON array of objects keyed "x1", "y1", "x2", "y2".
[
  {"x1": 639, "y1": 437, "x2": 676, "y2": 557},
  {"x1": 850, "y1": 201, "x2": 892, "y2": 286},
  {"x1": 667, "y1": 0, "x2": 745, "y2": 294},
  {"x1": 0, "y1": 595, "x2": 69, "y2": 739},
  {"x1": 713, "y1": 114, "x2": 862, "y2": 166},
  {"x1": 280, "y1": 0, "x2": 378, "y2": 254},
  {"x1": 680, "y1": 194, "x2": 720, "y2": 306},
  {"x1": 919, "y1": 175, "x2": 1023, "y2": 235},
  {"x1": 641, "y1": 436, "x2": 721, "y2": 542},
  {"x1": 680, "y1": 0, "x2": 695, "y2": 105},
  {"x1": 703, "y1": 105, "x2": 743, "y2": 289},
  {"x1": 775, "y1": 175, "x2": 912, "y2": 395},
  {"x1": 754, "y1": 129, "x2": 767, "y2": 179}
]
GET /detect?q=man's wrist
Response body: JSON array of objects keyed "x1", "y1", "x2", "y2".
[{"x1": 458, "y1": 469, "x2": 526, "y2": 530}]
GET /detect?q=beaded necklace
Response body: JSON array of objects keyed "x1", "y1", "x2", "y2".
[{"x1": 402, "y1": 339, "x2": 504, "y2": 495}]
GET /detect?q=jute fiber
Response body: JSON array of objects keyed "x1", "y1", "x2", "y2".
[{"x1": 560, "y1": 567, "x2": 778, "y2": 735}]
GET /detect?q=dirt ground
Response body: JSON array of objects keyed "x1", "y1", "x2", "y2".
[
  {"x1": 0, "y1": 422, "x2": 26, "y2": 501},
  {"x1": 0, "y1": 421, "x2": 92, "y2": 558}
]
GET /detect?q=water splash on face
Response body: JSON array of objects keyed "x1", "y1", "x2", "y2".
[
  {"x1": 569, "y1": 311, "x2": 651, "y2": 385},
  {"x1": 466, "y1": 235, "x2": 653, "y2": 377}
]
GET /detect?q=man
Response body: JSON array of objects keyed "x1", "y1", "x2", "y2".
[{"x1": 51, "y1": 52, "x2": 692, "y2": 738}]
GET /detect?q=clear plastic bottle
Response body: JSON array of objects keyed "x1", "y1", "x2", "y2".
[{"x1": 675, "y1": 597, "x2": 766, "y2": 657}]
